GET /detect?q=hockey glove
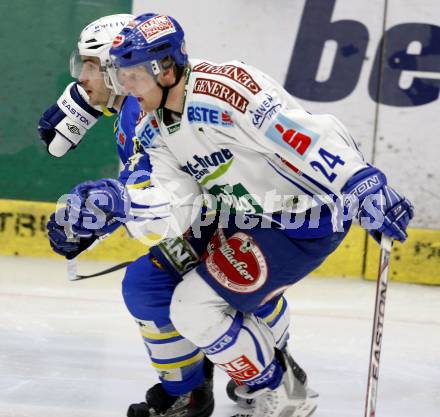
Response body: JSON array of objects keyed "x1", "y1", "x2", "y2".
[
  {"x1": 342, "y1": 166, "x2": 414, "y2": 243},
  {"x1": 66, "y1": 178, "x2": 129, "y2": 238},
  {"x1": 38, "y1": 82, "x2": 102, "y2": 157},
  {"x1": 47, "y1": 210, "x2": 97, "y2": 260}
]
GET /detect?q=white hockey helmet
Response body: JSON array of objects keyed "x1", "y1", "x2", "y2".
[{"x1": 70, "y1": 14, "x2": 134, "y2": 106}]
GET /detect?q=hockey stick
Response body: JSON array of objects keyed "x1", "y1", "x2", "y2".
[
  {"x1": 65, "y1": 209, "x2": 218, "y2": 281},
  {"x1": 67, "y1": 259, "x2": 133, "y2": 281},
  {"x1": 364, "y1": 234, "x2": 393, "y2": 417},
  {"x1": 65, "y1": 232, "x2": 132, "y2": 281}
]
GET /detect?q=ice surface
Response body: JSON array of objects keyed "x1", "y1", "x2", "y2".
[{"x1": 0, "y1": 256, "x2": 439, "y2": 417}]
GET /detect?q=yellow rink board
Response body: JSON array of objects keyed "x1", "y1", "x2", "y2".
[
  {"x1": 364, "y1": 228, "x2": 440, "y2": 285},
  {"x1": 1, "y1": 199, "x2": 439, "y2": 284},
  {"x1": 311, "y1": 225, "x2": 366, "y2": 278},
  {"x1": 0, "y1": 199, "x2": 147, "y2": 261}
]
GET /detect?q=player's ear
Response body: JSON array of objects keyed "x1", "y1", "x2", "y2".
[
  {"x1": 157, "y1": 57, "x2": 177, "y2": 86},
  {"x1": 161, "y1": 66, "x2": 177, "y2": 86}
]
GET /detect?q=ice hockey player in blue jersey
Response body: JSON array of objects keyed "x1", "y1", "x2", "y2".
[
  {"x1": 38, "y1": 14, "x2": 214, "y2": 417},
  {"x1": 37, "y1": 15, "x2": 159, "y2": 163},
  {"x1": 39, "y1": 13, "x2": 299, "y2": 417},
  {"x1": 89, "y1": 13, "x2": 411, "y2": 417}
]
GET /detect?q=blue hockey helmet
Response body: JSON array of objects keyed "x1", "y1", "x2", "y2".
[{"x1": 110, "y1": 13, "x2": 188, "y2": 72}]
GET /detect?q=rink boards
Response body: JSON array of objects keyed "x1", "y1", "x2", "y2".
[
  {"x1": 2, "y1": 1, "x2": 440, "y2": 284},
  {"x1": 0, "y1": 198, "x2": 438, "y2": 285}
]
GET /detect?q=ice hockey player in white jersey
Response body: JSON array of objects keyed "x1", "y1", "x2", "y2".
[
  {"x1": 41, "y1": 13, "x2": 300, "y2": 417},
  {"x1": 60, "y1": 12, "x2": 413, "y2": 417}
]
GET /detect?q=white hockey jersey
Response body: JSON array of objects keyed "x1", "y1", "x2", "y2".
[
  {"x1": 120, "y1": 147, "x2": 204, "y2": 243},
  {"x1": 134, "y1": 59, "x2": 368, "y2": 234}
]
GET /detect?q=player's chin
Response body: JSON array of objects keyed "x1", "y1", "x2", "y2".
[
  {"x1": 86, "y1": 91, "x2": 95, "y2": 103},
  {"x1": 88, "y1": 94, "x2": 100, "y2": 106}
]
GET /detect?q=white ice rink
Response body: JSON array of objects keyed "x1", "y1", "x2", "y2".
[{"x1": 0, "y1": 256, "x2": 439, "y2": 417}]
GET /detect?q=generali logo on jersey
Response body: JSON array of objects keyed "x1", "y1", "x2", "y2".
[
  {"x1": 138, "y1": 15, "x2": 176, "y2": 43},
  {"x1": 193, "y1": 62, "x2": 262, "y2": 95},
  {"x1": 193, "y1": 78, "x2": 249, "y2": 113}
]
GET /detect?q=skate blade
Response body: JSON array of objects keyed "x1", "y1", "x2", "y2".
[
  {"x1": 231, "y1": 401, "x2": 317, "y2": 417},
  {"x1": 306, "y1": 387, "x2": 319, "y2": 398},
  {"x1": 235, "y1": 388, "x2": 318, "y2": 410}
]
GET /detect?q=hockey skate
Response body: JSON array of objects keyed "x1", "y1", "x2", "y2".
[
  {"x1": 226, "y1": 349, "x2": 318, "y2": 410},
  {"x1": 230, "y1": 350, "x2": 318, "y2": 417},
  {"x1": 127, "y1": 360, "x2": 214, "y2": 417}
]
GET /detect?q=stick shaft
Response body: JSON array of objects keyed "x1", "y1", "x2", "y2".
[
  {"x1": 67, "y1": 259, "x2": 78, "y2": 281},
  {"x1": 364, "y1": 235, "x2": 392, "y2": 417},
  {"x1": 65, "y1": 233, "x2": 111, "y2": 281}
]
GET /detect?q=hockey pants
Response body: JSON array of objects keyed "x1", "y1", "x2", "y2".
[
  {"x1": 169, "y1": 226, "x2": 349, "y2": 391},
  {"x1": 122, "y1": 253, "x2": 290, "y2": 396}
]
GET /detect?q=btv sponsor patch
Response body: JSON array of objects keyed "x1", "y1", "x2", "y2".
[
  {"x1": 193, "y1": 78, "x2": 249, "y2": 113},
  {"x1": 205, "y1": 231, "x2": 268, "y2": 293},
  {"x1": 209, "y1": 183, "x2": 263, "y2": 214},
  {"x1": 265, "y1": 113, "x2": 319, "y2": 160},
  {"x1": 249, "y1": 93, "x2": 282, "y2": 129},
  {"x1": 217, "y1": 355, "x2": 260, "y2": 382},
  {"x1": 138, "y1": 15, "x2": 176, "y2": 43},
  {"x1": 187, "y1": 102, "x2": 234, "y2": 127}
]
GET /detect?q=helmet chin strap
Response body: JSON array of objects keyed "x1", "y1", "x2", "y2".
[
  {"x1": 159, "y1": 87, "x2": 170, "y2": 109},
  {"x1": 157, "y1": 65, "x2": 185, "y2": 110},
  {"x1": 106, "y1": 92, "x2": 117, "y2": 108}
]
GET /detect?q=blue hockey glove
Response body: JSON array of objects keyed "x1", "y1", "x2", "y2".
[
  {"x1": 38, "y1": 82, "x2": 102, "y2": 157},
  {"x1": 47, "y1": 210, "x2": 97, "y2": 260},
  {"x1": 66, "y1": 178, "x2": 129, "y2": 238},
  {"x1": 342, "y1": 166, "x2": 414, "y2": 243}
]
